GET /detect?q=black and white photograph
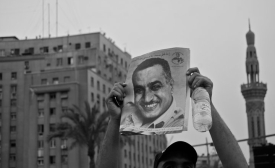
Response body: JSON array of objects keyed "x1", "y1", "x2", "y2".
[
  {"x1": 1, "y1": 0, "x2": 275, "y2": 168},
  {"x1": 120, "y1": 48, "x2": 190, "y2": 135}
]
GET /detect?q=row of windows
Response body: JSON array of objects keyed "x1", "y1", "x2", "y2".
[
  {"x1": 0, "y1": 112, "x2": 17, "y2": 120},
  {"x1": 91, "y1": 93, "x2": 106, "y2": 109},
  {"x1": 0, "y1": 72, "x2": 17, "y2": 80},
  {"x1": 37, "y1": 155, "x2": 68, "y2": 165},
  {"x1": 38, "y1": 124, "x2": 58, "y2": 135},
  {"x1": 7, "y1": 153, "x2": 68, "y2": 164},
  {"x1": 41, "y1": 76, "x2": 70, "y2": 85},
  {"x1": 90, "y1": 77, "x2": 111, "y2": 94},
  {"x1": 1, "y1": 41, "x2": 92, "y2": 56},
  {"x1": 103, "y1": 44, "x2": 128, "y2": 69},
  {"x1": 0, "y1": 85, "x2": 17, "y2": 99},
  {"x1": 0, "y1": 126, "x2": 16, "y2": 134},
  {"x1": 37, "y1": 139, "x2": 67, "y2": 149}
]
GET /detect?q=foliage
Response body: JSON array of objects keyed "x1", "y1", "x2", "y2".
[{"x1": 47, "y1": 101, "x2": 109, "y2": 168}]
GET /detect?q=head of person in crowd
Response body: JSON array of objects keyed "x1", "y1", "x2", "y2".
[
  {"x1": 132, "y1": 58, "x2": 174, "y2": 124},
  {"x1": 154, "y1": 141, "x2": 198, "y2": 168}
]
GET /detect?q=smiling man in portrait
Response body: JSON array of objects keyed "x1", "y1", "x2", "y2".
[{"x1": 121, "y1": 57, "x2": 184, "y2": 132}]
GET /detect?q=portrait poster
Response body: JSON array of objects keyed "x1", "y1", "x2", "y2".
[{"x1": 120, "y1": 47, "x2": 190, "y2": 135}]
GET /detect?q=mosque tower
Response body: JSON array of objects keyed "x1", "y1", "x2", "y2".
[{"x1": 241, "y1": 21, "x2": 267, "y2": 168}]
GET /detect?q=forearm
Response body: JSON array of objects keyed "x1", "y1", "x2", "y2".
[
  {"x1": 96, "y1": 118, "x2": 120, "y2": 168},
  {"x1": 209, "y1": 102, "x2": 248, "y2": 168}
]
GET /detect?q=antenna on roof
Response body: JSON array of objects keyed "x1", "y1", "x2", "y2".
[
  {"x1": 248, "y1": 18, "x2": 251, "y2": 31},
  {"x1": 48, "y1": 3, "x2": 50, "y2": 37},
  {"x1": 56, "y1": 0, "x2": 58, "y2": 37},
  {"x1": 42, "y1": 0, "x2": 44, "y2": 38}
]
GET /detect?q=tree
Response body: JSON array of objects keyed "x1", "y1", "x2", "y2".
[{"x1": 48, "y1": 101, "x2": 109, "y2": 168}]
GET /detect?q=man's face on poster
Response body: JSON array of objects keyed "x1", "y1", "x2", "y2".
[{"x1": 133, "y1": 64, "x2": 173, "y2": 122}]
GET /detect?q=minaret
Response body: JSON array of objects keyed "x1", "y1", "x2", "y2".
[{"x1": 241, "y1": 20, "x2": 267, "y2": 168}]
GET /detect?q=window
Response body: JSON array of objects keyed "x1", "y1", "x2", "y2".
[
  {"x1": 37, "y1": 157, "x2": 44, "y2": 165},
  {"x1": 97, "y1": 81, "x2": 100, "y2": 90},
  {"x1": 10, "y1": 154, "x2": 16, "y2": 161},
  {"x1": 40, "y1": 46, "x2": 49, "y2": 53},
  {"x1": 10, "y1": 99, "x2": 16, "y2": 106},
  {"x1": 49, "y1": 93, "x2": 56, "y2": 100},
  {"x1": 10, "y1": 140, "x2": 16, "y2": 147},
  {"x1": 11, "y1": 48, "x2": 20, "y2": 55},
  {"x1": 50, "y1": 138, "x2": 56, "y2": 148},
  {"x1": 124, "y1": 164, "x2": 127, "y2": 168},
  {"x1": 38, "y1": 124, "x2": 44, "y2": 135},
  {"x1": 0, "y1": 49, "x2": 5, "y2": 56},
  {"x1": 61, "y1": 155, "x2": 68, "y2": 164},
  {"x1": 75, "y1": 43, "x2": 81, "y2": 50},
  {"x1": 11, "y1": 112, "x2": 16, "y2": 120},
  {"x1": 10, "y1": 126, "x2": 16, "y2": 133},
  {"x1": 97, "y1": 94, "x2": 100, "y2": 105},
  {"x1": 91, "y1": 93, "x2": 94, "y2": 102},
  {"x1": 103, "y1": 44, "x2": 106, "y2": 52},
  {"x1": 50, "y1": 124, "x2": 56, "y2": 132},
  {"x1": 61, "y1": 139, "x2": 67, "y2": 150},
  {"x1": 124, "y1": 149, "x2": 127, "y2": 157},
  {"x1": 41, "y1": 79, "x2": 47, "y2": 85},
  {"x1": 25, "y1": 61, "x2": 29, "y2": 70},
  {"x1": 39, "y1": 109, "x2": 46, "y2": 116},
  {"x1": 53, "y1": 78, "x2": 59, "y2": 84},
  {"x1": 85, "y1": 42, "x2": 91, "y2": 48},
  {"x1": 103, "y1": 84, "x2": 106, "y2": 93},
  {"x1": 68, "y1": 57, "x2": 73, "y2": 65},
  {"x1": 11, "y1": 72, "x2": 17, "y2": 80},
  {"x1": 57, "y1": 58, "x2": 63, "y2": 66},
  {"x1": 91, "y1": 77, "x2": 94, "y2": 87},
  {"x1": 121, "y1": 58, "x2": 123, "y2": 65},
  {"x1": 49, "y1": 156, "x2": 56, "y2": 164},
  {"x1": 64, "y1": 76, "x2": 70, "y2": 82},
  {"x1": 0, "y1": 73, "x2": 2, "y2": 80},
  {"x1": 78, "y1": 56, "x2": 85, "y2": 64},
  {"x1": 11, "y1": 85, "x2": 17, "y2": 98},
  {"x1": 38, "y1": 140, "x2": 44, "y2": 148},
  {"x1": 58, "y1": 45, "x2": 63, "y2": 52},
  {"x1": 125, "y1": 62, "x2": 128, "y2": 69},
  {"x1": 50, "y1": 108, "x2": 56, "y2": 116}
]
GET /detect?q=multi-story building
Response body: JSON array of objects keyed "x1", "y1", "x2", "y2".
[
  {"x1": 121, "y1": 135, "x2": 167, "y2": 168},
  {"x1": 0, "y1": 32, "x2": 167, "y2": 168},
  {"x1": 241, "y1": 23, "x2": 267, "y2": 168}
]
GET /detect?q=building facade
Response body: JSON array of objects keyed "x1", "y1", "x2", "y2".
[
  {"x1": 241, "y1": 23, "x2": 267, "y2": 168},
  {"x1": 0, "y1": 33, "x2": 167, "y2": 168},
  {"x1": 121, "y1": 135, "x2": 167, "y2": 168}
]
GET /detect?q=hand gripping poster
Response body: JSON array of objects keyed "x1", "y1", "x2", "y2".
[{"x1": 120, "y1": 48, "x2": 190, "y2": 135}]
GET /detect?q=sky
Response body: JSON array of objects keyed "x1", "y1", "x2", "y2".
[{"x1": 1, "y1": 0, "x2": 275, "y2": 163}]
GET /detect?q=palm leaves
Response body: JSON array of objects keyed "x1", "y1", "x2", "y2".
[{"x1": 47, "y1": 101, "x2": 109, "y2": 168}]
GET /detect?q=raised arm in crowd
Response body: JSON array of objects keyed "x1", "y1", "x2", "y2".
[{"x1": 96, "y1": 67, "x2": 248, "y2": 168}]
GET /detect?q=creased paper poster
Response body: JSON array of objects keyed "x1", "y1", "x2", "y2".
[{"x1": 120, "y1": 48, "x2": 190, "y2": 135}]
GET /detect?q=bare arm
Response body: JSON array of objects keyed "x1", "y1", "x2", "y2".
[
  {"x1": 210, "y1": 102, "x2": 247, "y2": 168},
  {"x1": 96, "y1": 83, "x2": 126, "y2": 168},
  {"x1": 96, "y1": 118, "x2": 120, "y2": 168},
  {"x1": 187, "y1": 68, "x2": 248, "y2": 168}
]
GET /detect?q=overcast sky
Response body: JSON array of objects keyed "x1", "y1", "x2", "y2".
[{"x1": 1, "y1": 0, "x2": 275, "y2": 163}]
